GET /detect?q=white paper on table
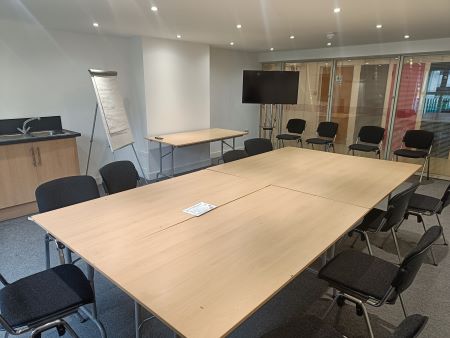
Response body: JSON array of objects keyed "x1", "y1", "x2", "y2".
[{"x1": 183, "y1": 202, "x2": 217, "y2": 217}]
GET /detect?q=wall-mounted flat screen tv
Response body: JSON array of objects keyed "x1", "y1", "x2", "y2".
[{"x1": 242, "y1": 70, "x2": 299, "y2": 104}]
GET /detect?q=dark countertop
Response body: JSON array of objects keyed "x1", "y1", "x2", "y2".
[{"x1": 0, "y1": 129, "x2": 81, "y2": 146}]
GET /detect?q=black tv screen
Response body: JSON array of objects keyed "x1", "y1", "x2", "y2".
[{"x1": 242, "y1": 70, "x2": 299, "y2": 104}]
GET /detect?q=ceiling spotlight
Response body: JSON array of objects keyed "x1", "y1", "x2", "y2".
[
  {"x1": 327, "y1": 42, "x2": 332, "y2": 46},
  {"x1": 347, "y1": 59, "x2": 352, "y2": 62},
  {"x1": 93, "y1": 22, "x2": 99, "y2": 27},
  {"x1": 270, "y1": 47, "x2": 274, "y2": 51},
  {"x1": 376, "y1": 24, "x2": 383, "y2": 29},
  {"x1": 289, "y1": 35, "x2": 295, "y2": 39},
  {"x1": 236, "y1": 24, "x2": 242, "y2": 29},
  {"x1": 176, "y1": 34, "x2": 182, "y2": 39},
  {"x1": 334, "y1": 8, "x2": 341, "y2": 13},
  {"x1": 404, "y1": 35, "x2": 410, "y2": 39},
  {"x1": 230, "y1": 42, "x2": 234, "y2": 46},
  {"x1": 151, "y1": 6, "x2": 158, "y2": 12},
  {"x1": 365, "y1": 62, "x2": 369, "y2": 65}
]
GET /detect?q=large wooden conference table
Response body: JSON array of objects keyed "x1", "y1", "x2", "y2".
[{"x1": 31, "y1": 147, "x2": 420, "y2": 338}]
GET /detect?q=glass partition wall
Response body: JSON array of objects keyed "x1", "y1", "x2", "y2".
[{"x1": 262, "y1": 52, "x2": 450, "y2": 179}]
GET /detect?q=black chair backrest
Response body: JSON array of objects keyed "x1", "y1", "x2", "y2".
[
  {"x1": 439, "y1": 183, "x2": 450, "y2": 213},
  {"x1": 358, "y1": 126, "x2": 385, "y2": 145},
  {"x1": 391, "y1": 314, "x2": 428, "y2": 338},
  {"x1": 99, "y1": 160, "x2": 139, "y2": 194},
  {"x1": 403, "y1": 130, "x2": 434, "y2": 150},
  {"x1": 35, "y1": 176, "x2": 100, "y2": 213},
  {"x1": 286, "y1": 119, "x2": 306, "y2": 135},
  {"x1": 382, "y1": 183, "x2": 419, "y2": 231},
  {"x1": 317, "y1": 122, "x2": 338, "y2": 138},
  {"x1": 244, "y1": 138, "x2": 273, "y2": 156},
  {"x1": 392, "y1": 226, "x2": 442, "y2": 293},
  {"x1": 223, "y1": 150, "x2": 248, "y2": 163}
]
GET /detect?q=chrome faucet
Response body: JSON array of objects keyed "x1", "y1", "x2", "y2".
[{"x1": 17, "y1": 117, "x2": 40, "y2": 135}]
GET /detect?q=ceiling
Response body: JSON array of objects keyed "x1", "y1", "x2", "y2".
[{"x1": 1, "y1": 0, "x2": 450, "y2": 52}]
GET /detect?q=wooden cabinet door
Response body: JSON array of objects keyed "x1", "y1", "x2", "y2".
[
  {"x1": 0, "y1": 143, "x2": 40, "y2": 209},
  {"x1": 34, "y1": 138, "x2": 80, "y2": 185}
]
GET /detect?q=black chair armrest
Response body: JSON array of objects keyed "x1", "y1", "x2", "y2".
[{"x1": 0, "y1": 314, "x2": 15, "y2": 334}]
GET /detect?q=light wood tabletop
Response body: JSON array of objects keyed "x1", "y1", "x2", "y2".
[
  {"x1": 31, "y1": 170, "x2": 267, "y2": 257},
  {"x1": 208, "y1": 147, "x2": 421, "y2": 208},
  {"x1": 146, "y1": 128, "x2": 248, "y2": 147},
  {"x1": 71, "y1": 185, "x2": 368, "y2": 338}
]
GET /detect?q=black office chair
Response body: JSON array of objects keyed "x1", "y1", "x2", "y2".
[
  {"x1": 244, "y1": 138, "x2": 273, "y2": 156},
  {"x1": 393, "y1": 130, "x2": 434, "y2": 182},
  {"x1": 0, "y1": 264, "x2": 106, "y2": 338},
  {"x1": 319, "y1": 226, "x2": 442, "y2": 338},
  {"x1": 349, "y1": 183, "x2": 419, "y2": 264},
  {"x1": 276, "y1": 118, "x2": 306, "y2": 148},
  {"x1": 348, "y1": 126, "x2": 385, "y2": 159},
  {"x1": 223, "y1": 150, "x2": 248, "y2": 163},
  {"x1": 35, "y1": 175, "x2": 100, "y2": 269},
  {"x1": 99, "y1": 160, "x2": 140, "y2": 195},
  {"x1": 306, "y1": 122, "x2": 339, "y2": 152},
  {"x1": 260, "y1": 314, "x2": 428, "y2": 338},
  {"x1": 404, "y1": 183, "x2": 450, "y2": 248}
]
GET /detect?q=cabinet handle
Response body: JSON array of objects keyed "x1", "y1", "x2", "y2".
[
  {"x1": 31, "y1": 147, "x2": 37, "y2": 167},
  {"x1": 36, "y1": 147, "x2": 42, "y2": 166}
]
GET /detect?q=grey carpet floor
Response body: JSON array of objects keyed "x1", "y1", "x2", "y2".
[{"x1": 0, "y1": 177, "x2": 449, "y2": 338}]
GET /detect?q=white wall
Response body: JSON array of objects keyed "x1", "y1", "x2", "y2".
[
  {"x1": 210, "y1": 48, "x2": 260, "y2": 155},
  {"x1": 0, "y1": 20, "x2": 147, "y2": 179},
  {"x1": 142, "y1": 37, "x2": 211, "y2": 177},
  {"x1": 258, "y1": 37, "x2": 450, "y2": 63}
]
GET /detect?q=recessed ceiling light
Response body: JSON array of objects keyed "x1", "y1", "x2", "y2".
[
  {"x1": 347, "y1": 59, "x2": 352, "y2": 62},
  {"x1": 376, "y1": 24, "x2": 383, "y2": 29},
  {"x1": 230, "y1": 42, "x2": 234, "y2": 46},
  {"x1": 365, "y1": 62, "x2": 369, "y2": 65},
  {"x1": 176, "y1": 34, "x2": 182, "y2": 39},
  {"x1": 93, "y1": 22, "x2": 99, "y2": 27},
  {"x1": 404, "y1": 35, "x2": 410, "y2": 39},
  {"x1": 334, "y1": 8, "x2": 341, "y2": 13},
  {"x1": 236, "y1": 24, "x2": 242, "y2": 29},
  {"x1": 151, "y1": 6, "x2": 158, "y2": 12},
  {"x1": 270, "y1": 47, "x2": 274, "y2": 51},
  {"x1": 327, "y1": 42, "x2": 332, "y2": 46},
  {"x1": 289, "y1": 35, "x2": 295, "y2": 39}
]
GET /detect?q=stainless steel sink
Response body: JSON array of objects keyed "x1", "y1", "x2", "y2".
[
  {"x1": 0, "y1": 130, "x2": 68, "y2": 141},
  {"x1": 0, "y1": 133, "x2": 33, "y2": 141},
  {"x1": 30, "y1": 130, "x2": 65, "y2": 137}
]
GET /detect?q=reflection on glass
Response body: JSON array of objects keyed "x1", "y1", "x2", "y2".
[
  {"x1": 281, "y1": 61, "x2": 331, "y2": 143},
  {"x1": 331, "y1": 58, "x2": 400, "y2": 155},
  {"x1": 390, "y1": 55, "x2": 450, "y2": 177}
]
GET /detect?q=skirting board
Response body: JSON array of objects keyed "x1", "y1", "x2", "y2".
[{"x1": 0, "y1": 202, "x2": 38, "y2": 222}]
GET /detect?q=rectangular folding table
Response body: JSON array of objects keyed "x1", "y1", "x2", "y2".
[{"x1": 146, "y1": 128, "x2": 248, "y2": 179}]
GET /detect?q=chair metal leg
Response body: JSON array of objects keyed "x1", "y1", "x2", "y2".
[
  {"x1": 45, "y1": 233, "x2": 51, "y2": 269},
  {"x1": 436, "y1": 214, "x2": 448, "y2": 245},
  {"x1": 419, "y1": 157, "x2": 427, "y2": 183},
  {"x1": 360, "y1": 303, "x2": 375, "y2": 338},
  {"x1": 398, "y1": 293, "x2": 407, "y2": 318},
  {"x1": 65, "y1": 248, "x2": 73, "y2": 264},
  {"x1": 421, "y1": 220, "x2": 438, "y2": 265},
  {"x1": 87, "y1": 264, "x2": 98, "y2": 319},
  {"x1": 80, "y1": 306, "x2": 107, "y2": 338},
  {"x1": 391, "y1": 228, "x2": 402, "y2": 264},
  {"x1": 363, "y1": 232, "x2": 374, "y2": 256},
  {"x1": 322, "y1": 293, "x2": 339, "y2": 320}
]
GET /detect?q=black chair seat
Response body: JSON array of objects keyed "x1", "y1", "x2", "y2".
[
  {"x1": 261, "y1": 315, "x2": 342, "y2": 338},
  {"x1": 223, "y1": 150, "x2": 248, "y2": 163},
  {"x1": 356, "y1": 208, "x2": 387, "y2": 232},
  {"x1": 348, "y1": 143, "x2": 379, "y2": 152},
  {"x1": 306, "y1": 138, "x2": 332, "y2": 145},
  {"x1": 408, "y1": 193, "x2": 441, "y2": 214},
  {"x1": 393, "y1": 149, "x2": 428, "y2": 159},
  {"x1": 276, "y1": 134, "x2": 301, "y2": 141},
  {"x1": 318, "y1": 250, "x2": 398, "y2": 302},
  {"x1": 0, "y1": 265, "x2": 93, "y2": 328}
]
